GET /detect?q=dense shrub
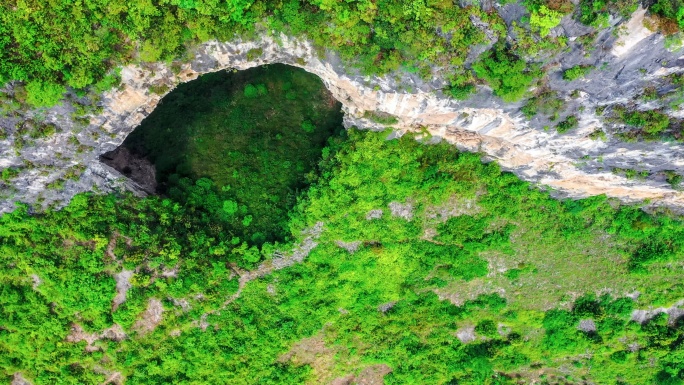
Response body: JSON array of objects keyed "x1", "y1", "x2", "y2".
[
  {"x1": 616, "y1": 108, "x2": 671, "y2": 135},
  {"x1": 24, "y1": 80, "x2": 66, "y2": 108},
  {"x1": 625, "y1": 110, "x2": 670, "y2": 134},
  {"x1": 0, "y1": 0, "x2": 496, "y2": 107},
  {"x1": 665, "y1": 171, "x2": 682, "y2": 189},
  {"x1": 529, "y1": 6, "x2": 564, "y2": 36},
  {"x1": 4, "y1": 128, "x2": 684, "y2": 383},
  {"x1": 362, "y1": 111, "x2": 399, "y2": 125},
  {"x1": 563, "y1": 65, "x2": 595, "y2": 81},
  {"x1": 444, "y1": 83, "x2": 476, "y2": 100},
  {"x1": 578, "y1": 0, "x2": 637, "y2": 27},
  {"x1": 556, "y1": 115, "x2": 578, "y2": 133},
  {"x1": 472, "y1": 44, "x2": 541, "y2": 102},
  {"x1": 521, "y1": 90, "x2": 565, "y2": 119}
]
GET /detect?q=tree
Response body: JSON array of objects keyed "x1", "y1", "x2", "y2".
[{"x1": 472, "y1": 45, "x2": 540, "y2": 102}]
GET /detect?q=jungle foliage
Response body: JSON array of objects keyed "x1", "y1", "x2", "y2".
[
  {"x1": 3, "y1": 128, "x2": 684, "y2": 384},
  {"x1": 0, "y1": 0, "x2": 498, "y2": 106},
  {"x1": 3, "y1": 1, "x2": 684, "y2": 383},
  {"x1": 2, "y1": 0, "x2": 681, "y2": 111}
]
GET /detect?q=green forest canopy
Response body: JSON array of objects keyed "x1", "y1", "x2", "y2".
[
  {"x1": 3, "y1": 0, "x2": 684, "y2": 383},
  {"x1": 1, "y1": 0, "x2": 682, "y2": 106},
  {"x1": 3, "y1": 129, "x2": 684, "y2": 384}
]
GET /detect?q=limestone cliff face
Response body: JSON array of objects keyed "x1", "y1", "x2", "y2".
[{"x1": 1, "y1": 7, "x2": 684, "y2": 213}]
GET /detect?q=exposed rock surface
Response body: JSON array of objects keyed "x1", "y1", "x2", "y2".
[
  {"x1": 66, "y1": 323, "x2": 128, "y2": 352},
  {"x1": 456, "y1": 325, "x2": 477, "y2": 343},
  {"x1": 365, "y1": 209, "x2": 383, "y2": 220},
  {"x1": 631, "y1": 299, "x2": 684, "y2": 324},
  {"x1": 132, "y1": 298, "x2": 164, "y2": 336},
  {"x1": 101, "y1": 324, "x2": 127, "y2": 342},
  {"x1": 11, "y1": 373, "x2": 32, "y2": 385},
  {"x1": 354, "y1": 364, "x2": 393, "y2": 385},
  {"x1": 388, "y1": 201, "x2": 414, "y2": 221},
  {"x1": 578, "y1": 319, "x2": 598, "y2": 333},
  {"x1": 335, "y1": 240, "x2": 361, "y2": 254},
  {"x1": 112, "y1": 269, "x2": 134, "y2": 312},
  {"x1": 30, "y1": 274, "x2": 41, "y2": 290},
  {"x1": 2, "y1": 8, "x2": 684, "y2": 212},
  {"x1": 66, "y1": 323, "x2": 100, "y2": 352}
]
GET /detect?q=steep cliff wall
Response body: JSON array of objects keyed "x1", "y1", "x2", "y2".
[{"x1": 1, "y1": 7, "x2": 684, "y2": 213}]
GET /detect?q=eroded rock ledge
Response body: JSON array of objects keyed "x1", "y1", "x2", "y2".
[{"x1": 2, "y1": 13, "x2": 684, "y2": 212}]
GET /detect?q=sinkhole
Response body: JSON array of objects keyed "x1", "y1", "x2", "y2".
[{"x1": 101, "y1": 64, "x2": 345, "y2": 245}]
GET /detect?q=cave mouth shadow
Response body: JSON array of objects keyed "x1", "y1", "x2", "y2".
[{"x1": 100, "y1": 63, "x2": 345, "y2": 244}]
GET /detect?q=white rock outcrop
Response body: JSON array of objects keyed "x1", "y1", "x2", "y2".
[{"x1": 2, "y1": 13, "x2": 684, "y2": 212}]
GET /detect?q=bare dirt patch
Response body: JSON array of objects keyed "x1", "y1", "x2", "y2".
[
  {"x1": 66, "y1": 324, "x2": 100, "y2": 352},
  {"x1": 66, "y1": 323, "x2": 128, "y2": 352},
  {"x1": 279, "y1": 335, "x2": 340, "y2": 384},
  {"x1": 355, "y1": 364, "x2": 393, "y2": 385},
  {"x1": 94, "y1": 365, "x2": 124, "y2": 385},
  {"x1": 280, "y1": 330, "x2": 391, "y2": 385},
  {"x1": 11, "y1": 372, "x2": 32, "y2": 385},
  {"x1": 112, "y1": 269, "x2": 134, "y2": 312},
  {"x1": 132, "y1": 298, "x2": 164, "y2": 336}
]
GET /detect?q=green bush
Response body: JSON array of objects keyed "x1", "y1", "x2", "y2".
[
  {"x1": 563, "y1": 65, "x2": 595, "y2": 81},
  {"x1": 93, "y1": 71, "x2": 122, "y2": 93},
  {"x1": 301, "y1": 120, "x2": 315, "y2": 133},
  {"x1": 28, "y1": 123, "x2": 57, "y2": 139},
  {"x1": 243, "y1": 83, "x2": 259, "y2": 98},
  {"x1": 472, "y1": 44, "x2": 541, "y2": 102},
  {"x1": 246, "y1": 47, "x2": 264, "y2": 61},
  {"x1": 557, "y1": 115, "x2": 578, "y2": 133},
  {"x1": 623, "y1": 110, "x2": 670, "y2": 134},
  {"x1": 475, "y1": 320, "x2": 499, "y2": 338},
  {"x1": 1, "y1": 167, "x2": 20, "y2": 182},
  {"x1": 139, "y1": 40, "x2": 163, "y2": 62},
  {"x1": 665, "y1": 171, "x2": 682, "y2": 189},
  {"x1": 589, "y1": 129, "x2": 607, "y2": 141},
  {"x1": 24, "y1": 80, "x2": 66, "y2": 108},
  {"x1": 363, "y1": 111, "x2": 399, "y2": 125},
  {"x1": 530, "y1": 6, "x2": 564, "y2": 36},
  {"x1": 521, "y1": 90, "x2": 565, "y2": 119},
  {"x1": 578, "y1": 0, "x2": 637, "y2": 27},
  {"x1": 222, "y1": 199, "x2": 239, "y2": 216},
  {"x1": 445, "y1": 83, "x2": 476, "y2": 100},
  {"x1": 256, "y1": 83, "x2": 268, "y2": 96}
]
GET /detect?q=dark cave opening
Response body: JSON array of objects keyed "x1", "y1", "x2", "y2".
[{"x1": 101, "y1": 64, "x2": 345, "y2": 245}]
